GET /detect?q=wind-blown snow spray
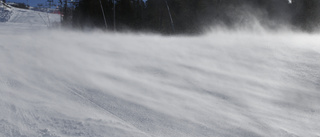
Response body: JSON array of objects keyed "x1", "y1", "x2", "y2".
[{"x1": 0, "y1": 5, "x2": 320, "y2": 137}]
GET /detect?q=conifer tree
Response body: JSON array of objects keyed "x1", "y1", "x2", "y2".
[
  {"x1": 70, "y1": 0, "x2": 320, "y2": 33},
  {"x1": 292, "y1": 0, "x2": 320, "y2": 31}
]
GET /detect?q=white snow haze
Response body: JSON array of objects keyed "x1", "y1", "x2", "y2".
[{"x1": 1, "y1": 3, "x2": 320, "y2": 137}]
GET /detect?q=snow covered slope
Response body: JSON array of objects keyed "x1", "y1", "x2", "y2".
[
  {"x1": 0, "y1": 6, "x2": 320, "y2": 137},
  {"x1": 0, "y1": 2, "x2": 59, "y2": 27},
  {"x1": 0, "y1": 1, "x2": 12, "y2": 22},
  {"x1": 7, "y1": 8, "x2": 59, "y2": 26}
]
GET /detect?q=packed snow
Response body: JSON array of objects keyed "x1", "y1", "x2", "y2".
[
  {"x1": 0, "y1": 3, "x2": 320, "y2": 137},
  {"x1": 1, "y1": 2, "x2": 59, "y2": 28}
]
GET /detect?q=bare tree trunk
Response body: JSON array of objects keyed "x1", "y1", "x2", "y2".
[
  {"x1": 98, "y1": 0, "x2": 108, "y2": 28},
  {"x1": 64, "y1": 0, "x2": 68, "y2": 21},
  {"x1": 164, "y1": 0, "x2": 175, "y2": 33},
  {"x1": 114, "y1": 0, "x2": 116, "y2": 31}
]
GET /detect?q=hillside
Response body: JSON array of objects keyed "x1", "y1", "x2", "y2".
[
  {"x1": 0, "y1": 3, "x2": 320, "y2": 137},
  {"x1": 1, "y1": 2, "x2": 59, "y2": 27}
]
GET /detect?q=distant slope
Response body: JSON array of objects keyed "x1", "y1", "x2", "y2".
[
  {"x1": 8, "y1": 7, "x2": 60, "y2": 25},
  {"x1": 0, "y1": 1, "x2": 12, "y2": 22},
  {"x1": 0, "y1": 2, "x2": 59, "y2": 26}
]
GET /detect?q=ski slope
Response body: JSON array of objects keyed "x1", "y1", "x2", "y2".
[
  {"x1": 0, "y1": 1, "x2": 12, "y2": 22},
  {"x1": 0, "y1": 2, "x2": 59, "y2": 29},
  {"x1": 1, "y1": 4, "x2": 320, "y2": 137}
]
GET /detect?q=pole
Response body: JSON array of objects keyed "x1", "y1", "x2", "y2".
[
  {"x1": 98, "y1": 0, "x2": 108, "y2": 29},
  {"x1": 63, "y1": 0, "x2": 67, "y2": 22},
  {"x1": 113, "y1": 0, "x2": 116, "y2": 31},
  {"x1": 46, "y1": 2, "x2": 51, "y2": 26},
  {"x1": 165, "y1": 0, "x2": 175, "y2": 33}
]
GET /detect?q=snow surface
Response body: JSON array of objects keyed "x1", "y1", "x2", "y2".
[
  {"x1": 1, "y1": 4, "x2": 320, "y2": 137},
  {"x1": 1, "y1": 2, "x2": 59, "y2": 27}
]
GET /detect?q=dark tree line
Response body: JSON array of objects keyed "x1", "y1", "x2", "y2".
[
  {"x1": 63, "y1": 0, "x2": 320, "y2": 34},
  {"x1": 291, "y1": 0, "x2": 320, "y2": 31}
]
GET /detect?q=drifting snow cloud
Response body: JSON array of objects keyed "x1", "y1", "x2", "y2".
[{"x1": 0, "y1": 5, "x2": 320, "y2": 137}]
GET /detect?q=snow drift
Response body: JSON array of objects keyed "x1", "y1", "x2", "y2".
[{"x1": 0, "y1": 5, "x2": 320, "y2": 137}]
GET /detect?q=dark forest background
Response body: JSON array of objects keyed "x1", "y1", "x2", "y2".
[{"x1": 58, "y1": 0, "x2": 320, "y2": 34}]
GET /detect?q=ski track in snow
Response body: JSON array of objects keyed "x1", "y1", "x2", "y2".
[{"x1": 1, "y1": 4, "x2": 320, "y2": 137}]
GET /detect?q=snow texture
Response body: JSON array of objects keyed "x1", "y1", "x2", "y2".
[
  {"x1": 0, "y1": 5, "x2": 320, "y2": 137},
  {"x1": 0, "y1": 1, "x2": 12, "y2": 22},
  {"x1": 1, "y1": 2, "x2": 59, "y2": 26}
]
